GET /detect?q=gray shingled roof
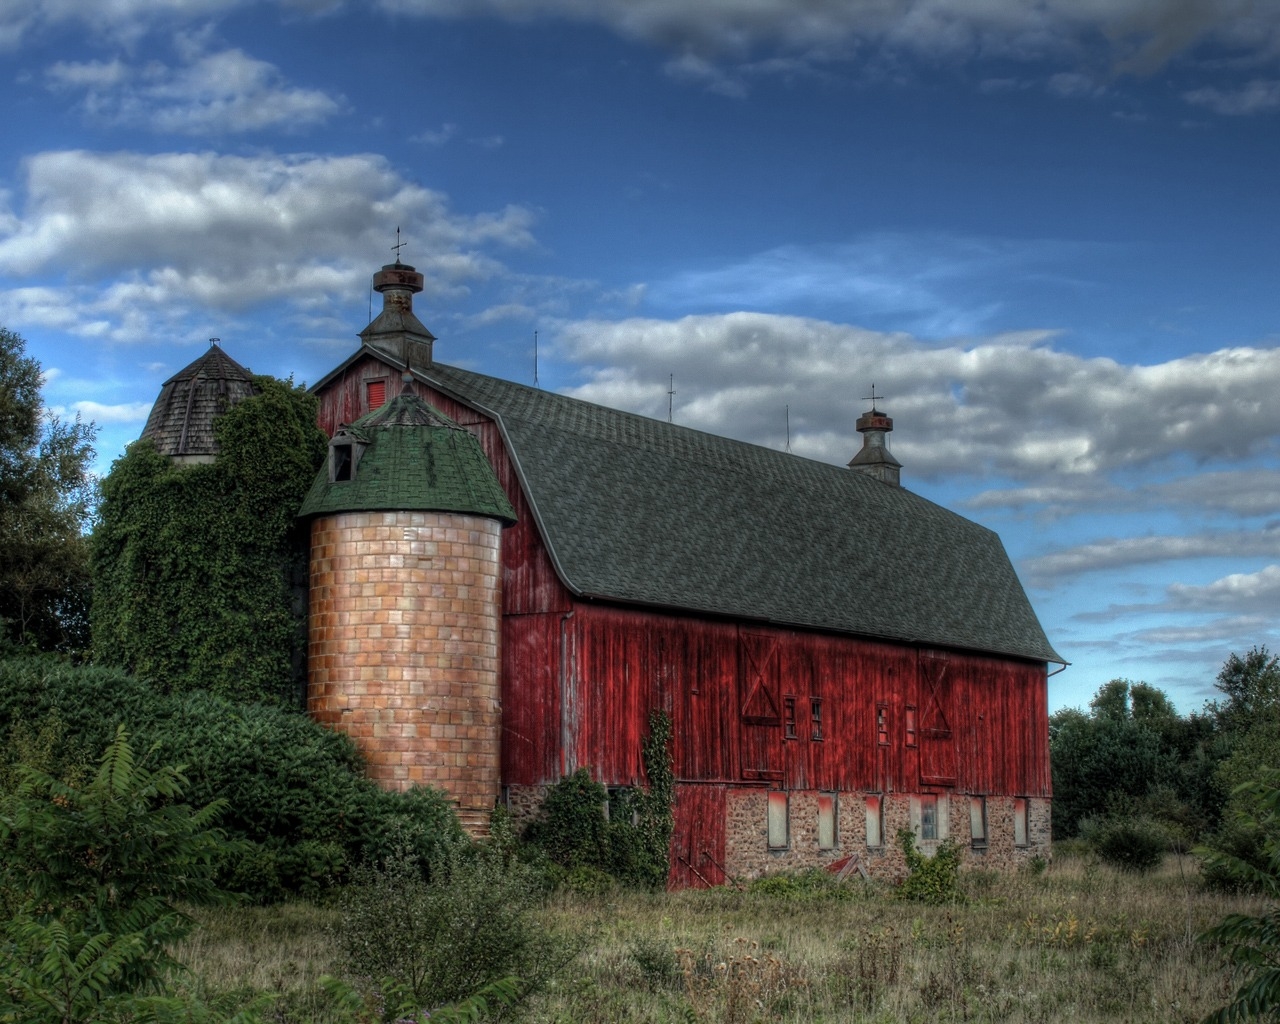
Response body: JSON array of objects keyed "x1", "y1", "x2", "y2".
[
  {"x1": 411, "y1": 362, "x2": 1062, "y2": 666},
  {"x1": 140, "y1": 345, "x2": 258, "y2": 459},
  {"x1": 297, "y1": 386, "x2": 516, "y2": 522}
]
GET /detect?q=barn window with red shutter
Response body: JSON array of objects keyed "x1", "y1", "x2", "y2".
[{"x1": 367, "y1": 378, "x2": 388, "y2": 410}]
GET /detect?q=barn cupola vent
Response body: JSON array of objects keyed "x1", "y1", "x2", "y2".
[
  {"x1": 847, "y1": 386, "x2": 902, "y2": 487},
  {"x1": 359, "y1": 258, "x2": 437, "y2": 371}
]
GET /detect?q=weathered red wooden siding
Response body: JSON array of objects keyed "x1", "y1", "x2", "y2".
[{"x1": 561, "y1": 603, "x2": 1050, "y2": 799}]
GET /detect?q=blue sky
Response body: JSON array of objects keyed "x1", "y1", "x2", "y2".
[{"x1": 3, "y1": 0, "x2": 1278, "y2": 715}]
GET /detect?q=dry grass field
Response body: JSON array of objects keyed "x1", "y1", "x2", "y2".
[{"x1": 173, "y1": 849, "x2": 1264, "y2": 1023}]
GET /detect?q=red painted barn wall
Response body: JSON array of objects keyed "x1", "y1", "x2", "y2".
[{"x1": 562, "y1": 604, "x2": 1050, "y2": 799}]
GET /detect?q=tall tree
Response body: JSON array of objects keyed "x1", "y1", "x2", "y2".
[{"x1": 0, "y1": 327, "x2": 96, "y2": 653}]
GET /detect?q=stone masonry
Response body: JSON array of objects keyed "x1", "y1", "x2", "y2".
[
  {"x1": 724, "y1": 788, "x2": 1051, "y2": 882},
  {"x1": 308, "y1": 510, "x2": 503, "y2": 830}
]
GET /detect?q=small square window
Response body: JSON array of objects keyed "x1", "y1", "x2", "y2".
[
  {"x1": 811, "y1": 698, "x2": 823, "y2": 741},
  {"x1": 367, "y1": 378, "x2": 388, "y2": 410},
  {"x1": 783, "y1": 697, "x2": 797, "y2": 740},
  {"x1": 865, "y1": 795, "x2": 883, "y2": 848},
  {"x1": 767, "y1": 792, "x2": 789, "y2": 849},
  {"x1": 818, "y1": 793, "x2": 837, "y2": 850}
]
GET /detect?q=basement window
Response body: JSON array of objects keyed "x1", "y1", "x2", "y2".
[
  {"x1": 1014, "y1": 798, "x2": 1029, "y2": 848},
  {"x1": 865, "y1": 795, "x2": 883, "y2": 849},
  {"x1": 817, "y1": 793, "x2": 837, "y2": 850},
  {"x1": 969, "y1": 796, "x2": 987, "y2": 849},
  {"x1": 767, "y1": 792, "x2": 789, "y2": 849},
  {"x1": 911, "y1": 794, "x2": 947, "y2": 843}
]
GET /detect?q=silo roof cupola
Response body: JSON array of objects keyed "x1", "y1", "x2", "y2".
[
  {"x1": 847, "y1": 385, "x2": 902, "y2": 487},
  {"x1": 297, "y1": 376, "x2": 515, "y2": 524},
  {"x1": 139, "y1": 340, "x2": 259, "y2": 464}
]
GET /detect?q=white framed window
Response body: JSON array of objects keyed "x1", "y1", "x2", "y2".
[
  {"x1": 865, "y1": 794, "x2": 883, "y2": 848},
  {"x1": 767, "y1": 791, "x2": 789, "y2": 849},
  {"x1": 910, "y1": 794, "x2": 948, "y2": 842},
  {"x1": 817, "y1": 793, "x2": 837, "y2": 850}
]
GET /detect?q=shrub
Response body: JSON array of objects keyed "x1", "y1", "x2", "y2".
[
  {"x1": 747, "y1": 868, "x2": 857, "y2": 901},
  {"x1": 523, "y1": 709, "x2": 674, "y2": 889},
  {"x1": 0, "y1": 656, "x2": 462, "y2": 902},
  {"x1": 1080, "y1": 814, "x2": 1168, "y2": 873},
  {"x1": 337, "y1": 836, "x2": 577, "y2": 1016},
  {"x1": 896, "y1": 830, "x2": 965, "y2": 904}
]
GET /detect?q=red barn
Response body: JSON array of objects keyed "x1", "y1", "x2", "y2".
[{"x1": 310, "y1": 262, "x2": 1064, "y2": 884}]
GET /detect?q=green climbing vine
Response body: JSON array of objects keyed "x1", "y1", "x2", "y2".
[
  {"x1": 526, "y1": 708, "x2": 675, "y2": 889},
  {"x1": 90, "y1": 376, "x2": 326, "y2": 706}
]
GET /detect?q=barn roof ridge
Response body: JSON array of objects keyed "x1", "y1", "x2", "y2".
[{"x1": 313, "y1": 344, "x2": 1062, "y2": 666}]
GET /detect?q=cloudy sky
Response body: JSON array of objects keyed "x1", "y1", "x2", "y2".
[{"x1": 3, "y1": 0, "x2": 1278, "y2": 714}]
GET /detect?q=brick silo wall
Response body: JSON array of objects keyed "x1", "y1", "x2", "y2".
[{"x1": 308, "y1": 511, "x2": 503, "y2": 828}]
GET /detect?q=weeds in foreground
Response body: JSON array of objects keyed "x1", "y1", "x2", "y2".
[{"x1": 177, "y1": 854, "x2": 1260, "y2": 1023}]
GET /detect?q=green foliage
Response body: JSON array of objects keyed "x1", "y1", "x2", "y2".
[
  {"x1": 1211, "y1": 646, "x2": 1280, "y2": 736},
  {"x1": 0, "y1": 656, "x2": 463, "y2": 902},
  {"x1": 746, "y1": 868, "x2": 857, "y2": 901},
  {"x1": 0, "y1": 326, "x2": 96, "y2": 654},
  {"x1": 0, "y1": 726, "x2": 241, "y2": 1023},
  {"x1": 896, "y1": 829, "x2": 965, "y2": 905},
  {"x1": 524, "y1": 710, "x2": 674, "y2": 889},
  {"x1": 337, "y1": 837, "x2": 574, "y2": 1017},
  {"x1": 1050, "y1": 677, "x2": 1222, "y2": 841},
  {"x1": 1201, "y1": 769, "x2": 1280, "y2": 1024},
  {"x1": 1080, "y1": 814, "x2": 1168, "y2": 873},
  {"x1": 91, "y1": 375, "x2": 326, "y2": 706}
]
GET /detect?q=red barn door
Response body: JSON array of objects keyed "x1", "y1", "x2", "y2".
[
  {"x1": 919, "y1": 655, "x2": 958, "y2": 786},
  {"x1": 739, "y1": 633, "x2": 783, "y2": 781}
]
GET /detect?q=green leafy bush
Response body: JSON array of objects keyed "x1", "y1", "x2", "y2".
[
  {"x1": 338, "y1": 836, "x2": 576, "y2": 1017},
  {"x1": 1080, "y1": 814, "x2": 1168, "y2": 873},
  {"x1": 0, "y1": 656, "x2": 462, "y2": 901},
  {"x1": 896, "y1": 830, "x2": 965, "y2": 904},
  {"x1": 0, "y1": 727, "x2": 241, "y2": 1023},
  {"x1": 747, "y1": 868, "x2": 857, "y2": 901},
  {"x1": 523, "y1": 710, "x2": 674, "y2": 889}
]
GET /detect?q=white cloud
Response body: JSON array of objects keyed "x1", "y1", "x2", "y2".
[
  {"x1": 379, "y1": 0, "x2": 1280, "y2": 70},
  {"x1": 48, "y1": 400, "x2": 155, "y2": 424},
  {"x1": 1166, "y1": 564, "x2": 1280, "y2": 611},
  {"x1": 1026, "y1": 527, "x2": 1280, "y2": 584},
  {"x1": 0, "y1": 149, "x2": 538, "y2": 340},
  {"x1": 1184, "y1": 79, "x2": 1280, "y2": 115},
  {"x1": 412, "y1": 123, "x2": 458, "y2": 145},
  {"x1": 549, "y1": 312, "x2": 1280, "y2": 482},
  {"x1": 45, "y1": 48, "x2": 343, "y2": 135}
]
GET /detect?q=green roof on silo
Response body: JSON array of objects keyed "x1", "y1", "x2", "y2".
[{"x1": 297, "y1": 387, "x2": 516, "y2": 522}]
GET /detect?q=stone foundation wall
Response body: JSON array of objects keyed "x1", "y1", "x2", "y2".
[
  {"x1": 308, "y1": 511, "x2": 503, "y2": 824},
  {"x1": 723, "y1": 789, "x2": 1052, "y2": 882}
]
